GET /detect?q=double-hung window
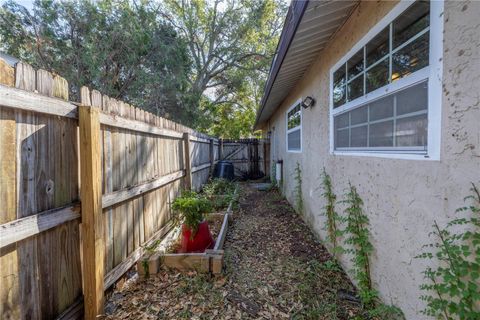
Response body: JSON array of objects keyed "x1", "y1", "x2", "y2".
[
  {"x1": 286, "y1": 100, "x2": 302, "y2": 152},
  {"x1": 330, "y1": 0, "x2": 443, "y2": 160}
]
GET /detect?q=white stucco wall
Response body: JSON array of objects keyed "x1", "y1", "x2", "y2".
[{"x1": 265, "y1": 1, "x2": 480, "y2": 318}]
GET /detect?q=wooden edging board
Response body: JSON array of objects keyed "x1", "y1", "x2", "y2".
[{"x1": 137, "y1": 185, "x2": 238, "y2": 275}]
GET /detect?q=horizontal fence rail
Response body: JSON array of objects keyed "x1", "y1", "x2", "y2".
[{"x1": 0, "y1": 58, "x2": 221, "y2": 320}]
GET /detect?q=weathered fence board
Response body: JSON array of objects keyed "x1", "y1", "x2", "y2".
[
  {"x1": 0, "y1": 61, "x2": 218, "y2": 320},
  {"x1": 221, "y1": 138, "x2": 270, "y2": 179}
]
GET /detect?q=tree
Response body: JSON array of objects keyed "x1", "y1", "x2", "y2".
[
  {"x1": 0, "y1": 0, "x2": 196, "y2": 125},
  {"x1": 163, "y1": 0, "x2": 287, "y2": 138}
]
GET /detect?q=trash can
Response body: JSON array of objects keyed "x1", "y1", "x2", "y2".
[{"x1": 213, "y1": 161, "x2": 234, "y2": 180}]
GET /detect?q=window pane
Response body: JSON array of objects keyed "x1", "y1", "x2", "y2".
[
  {"x1": 351, "y1": 125, "x2": 368, "y2": 147},
  {"x1": 335, "y1": 113, "x2": 349, "y2": 129},
  {"x1": 396, "y1": 114, "x2": 428, "y2": 147},
  {"x1": 333, "y1": 64, "x2": 346, "y2": 108},
  {"x1": 351, "y1": 105, "x2": 368, "y2": 125},
  {"x1": 347, "y1": 75, "x2": 364, "y2": 101},
  {"x1": 347, "y1": 49, "x2": 364, "y2": 80},
  {"x1": 393, "y1": 1, "x2": 430, "y2": 48},
  {"x1": 369, "y1": 95, "x2": 394, "y2": 121},
  {"x1": 369, "y1": 120, "x2": 393, "y2": 147},
  {"x1": 366, "y1": 27, "x2": 389, "y2": 66},
  {"x1": 366, "y1": 58, "x2": 389, "y2": 93},
  {"x1": 336, "y1": 128, "x2": 349, "y2": 148},
  {"x1": 288, "y1": 129, "x2": 301, "y2": 150},
  {"x1": 396, "y1": 81, "x2": 428, "y2": 115},
  {"x1": 392, "y1": 32, "x2": 429, "y2": 82},
  {"x1": 287, "y1": 105, "x2": 301, "y2": 129}
]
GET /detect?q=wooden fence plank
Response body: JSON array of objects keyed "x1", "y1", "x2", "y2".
[
  {"x1": 79, "y1": 90, "x2": 104, "y2": 320},
  {"x1": 99, "y1": 112, "x2": 183, "y2": 139},
  {"x1": 0, "y1": 84, "x2": 78, "y2": 118},
  {"x1": 0, "y1": 101, "x2": 19, "y2": 318},
  {"x1": 102, "y1": 95, "x2": 114, "y2": 273},
  {"x1": 102, "y1": 170, "x2": 184, "y2": 209},
  {"x1": 183, "y1": 133, "x2": 192, "y2": 190},
  {"x1": 0, "y1": 204, "x2": 80, "y2": 249},
  {"x1": 0, "y1": 58, "x2": 14, "y2": 86},
  {"x1": 15, "y1": 61, "x2": 42, "y2": 319}
]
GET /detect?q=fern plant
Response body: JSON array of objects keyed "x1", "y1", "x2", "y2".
[
  {"x1": 340, "y1": 182, "x2": 377, "y2": 308},
  {"x1": 293, "y1": 162, "x2": 303, "y2": 214},
  {"x1": 321, "y1": 168, "x2": 341, "y2": 254},
  {"x1": 417, "y1": 183, "x2": 480, "y2": 319}
]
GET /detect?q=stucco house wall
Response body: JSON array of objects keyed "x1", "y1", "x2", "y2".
[{"x1": 265, "y1": 1, "x2": 480, "y2": 318}]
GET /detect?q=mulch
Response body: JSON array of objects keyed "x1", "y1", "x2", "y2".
[{"x1": 104, "y1": 183, "x2": 363, "y2": 319}]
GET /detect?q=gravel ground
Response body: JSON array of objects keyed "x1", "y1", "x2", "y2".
[{"x1": 104, "y1": 183, "x2": 363, "y2": 319}]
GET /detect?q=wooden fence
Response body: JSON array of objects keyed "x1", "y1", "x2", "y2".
[
  {"x1": 220, "y1": 138, "x2": 270, "y2": 179},
  {"x1": 0, "y1": 59, "x2": 220, "y2": 319}
]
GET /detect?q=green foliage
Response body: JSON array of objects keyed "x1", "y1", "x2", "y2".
[
  {"x1": 164, "y1": 0, "x2": 288, "y2": 138},
  {"x1": 172, "y1": 191, "x2": 212, "y2": 236},
  {"x1": 416, "y1": 183, "x2": 480, "y2": 320},
  {"x1": 339, "y1": 182, "x2": 377, "y2": 308},
  {"x1": 203, "y1": 178, "x2": 236, "y2": 197},
  {"x1": 293, "y1": 162, "x2": 303, "y2": 214},
  {"x1": 0, "y1": 0, "x2": 288, "y2": 134},
  {"x1": 203, "y1": 178, "x2": 237, "y2": 210},
  {"x1": 321, "y1": 168, "x2": 341, "y2": 254},
  {"x1": 0, "y1": 0, "x2": 196, "y2": 124}
]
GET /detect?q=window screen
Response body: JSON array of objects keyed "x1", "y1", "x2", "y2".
[
  {"x1": 334, "y1": 81, "x2": 428, "y2": 151},
  {"x1": 287, "y1": 103, "x2": 302, "y2": 151}
]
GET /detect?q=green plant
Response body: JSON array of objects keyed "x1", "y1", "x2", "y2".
[
  {"x1": 293, "y1": 162, "x2": 303, "y2": 214},
  {"x1": 416, "y1": 183, "x2": 480, "y2": 320},
  {"x1": 340, "y1": 182, "x2": 377, "y2": 308},
  {"x1": 203, "y1": 178, "x2": 235, "y2": 197},
  {"x1": 321, "y1": 168, "x2": 341, "y2": 255},
  {"x1": 172, "y1": 192, "x2": 212, "y2": 236}
]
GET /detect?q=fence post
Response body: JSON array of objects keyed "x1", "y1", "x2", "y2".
[
  {"x1": 209, "y1": 139, "x2": 215, "y2": 175},
  {"x1": 183, "y1": 132, "x2": 192, "y2": 190},
  {"x1": 79, "y1": 87, "x2": 105, "y2": 320}
]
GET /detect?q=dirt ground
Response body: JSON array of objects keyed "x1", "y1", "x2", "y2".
[{"x1": 104, "y1": 183, "x2": 363, "y2": 319}]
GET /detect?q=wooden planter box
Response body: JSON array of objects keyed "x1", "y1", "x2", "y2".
[{"x1": 137, "y1": 194, "x2": 235, "y2": 276}]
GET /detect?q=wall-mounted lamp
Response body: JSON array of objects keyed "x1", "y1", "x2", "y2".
[{"x1": 302, "y1": 96, "x2": 315, "y2": 109}]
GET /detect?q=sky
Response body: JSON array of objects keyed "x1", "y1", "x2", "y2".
[{"x1": 1, "y1": 0, "x2": 34, "y2": 11}]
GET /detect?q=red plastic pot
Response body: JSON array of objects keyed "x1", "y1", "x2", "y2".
[{"x1": 180, "y1": 221, "x2": 214, "y2": 253}]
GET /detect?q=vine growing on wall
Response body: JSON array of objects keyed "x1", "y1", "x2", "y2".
[
  {"x1": 340, "y1": 182, "x2": 377, "y2": 309},
  {"x1": 416, "y1": 183, "x2": 480, "y2": 320},
  {"x1": 294, "y1": 162, "x2": 303, "y2": 214},
  {"x1": 321, "y1": 168, "x2": 341, "y2": 255}
]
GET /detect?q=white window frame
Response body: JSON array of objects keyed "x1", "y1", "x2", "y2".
[
  {"x1": 329, "y1": 0, "x2": 444, "y2": 161},
  {"x1": 286, "y1": 99, "x2": 303, "y2": 153}
]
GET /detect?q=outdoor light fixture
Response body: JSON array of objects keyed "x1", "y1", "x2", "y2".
[{"x1": 302, "y1": 96, "x2": 315, "y2": 109}]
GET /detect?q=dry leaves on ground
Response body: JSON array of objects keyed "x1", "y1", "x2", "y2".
[{"x1": 105, "y1": 183, "x2": 363, "y2": 319}]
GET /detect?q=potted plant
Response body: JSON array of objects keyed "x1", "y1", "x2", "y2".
[{"x1": 172, "y1": 191, "x2": 214, "y2": 253}]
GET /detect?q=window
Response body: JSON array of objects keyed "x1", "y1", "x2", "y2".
[
  {"x1": 286, "y1": 101, "x2": 302, "y2": 152},
  {"x1": 330, "y1": 0, "x2": 443, "y2": 159}
]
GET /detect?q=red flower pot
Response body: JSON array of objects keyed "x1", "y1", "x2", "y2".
[{"x1": 180, "y1": 221, "x2": 214, "y2": 253}]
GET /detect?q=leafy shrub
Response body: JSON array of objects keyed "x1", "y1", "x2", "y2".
[
  {"x1": 203, "y1": 178, "x2": 236, "y2": 197},
  {"x1": 417, "y1": 183, "x2": 480, "y2": 319},
  {"x1": 172, "y1": 191, "x2": 212, "y2": 235}
]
